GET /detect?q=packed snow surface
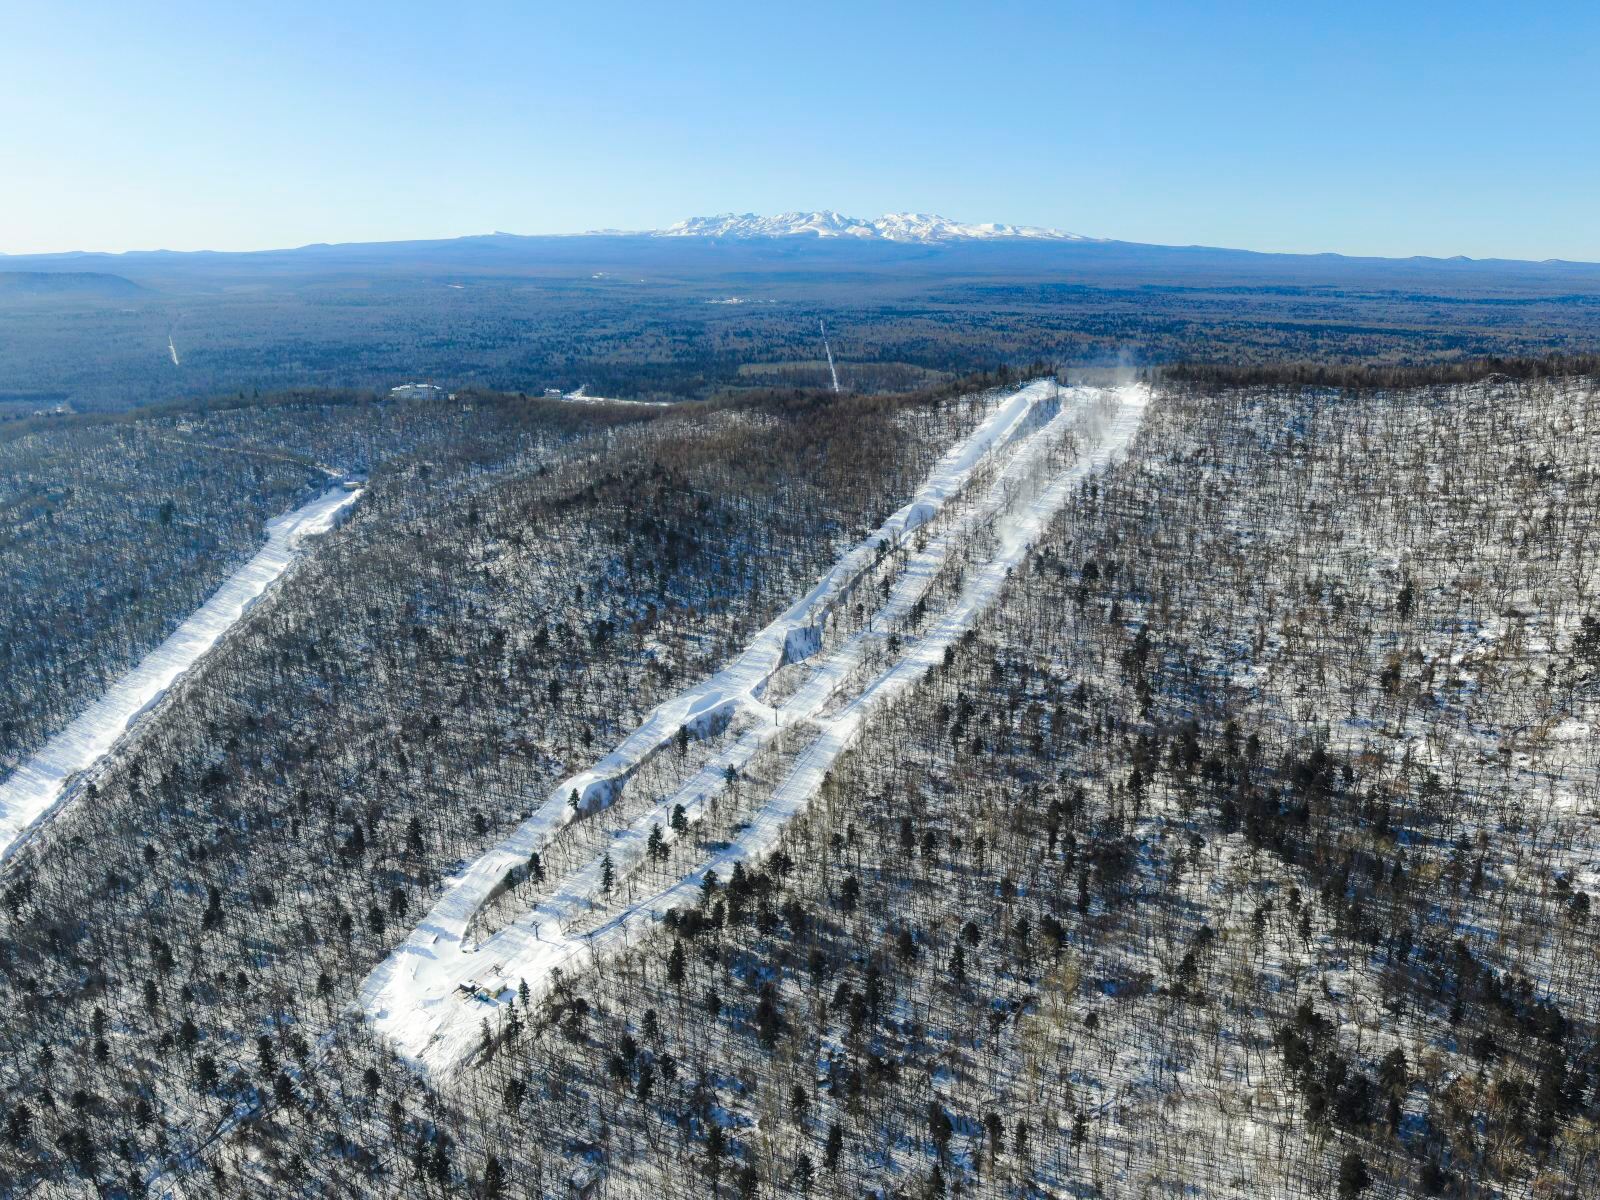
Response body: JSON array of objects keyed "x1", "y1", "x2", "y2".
[
  {"x1": 0, "y1": 485, "x2": 360, "y2": 862},
  {"x1": 363, "y1": 381, "x2": 1147, "y2": 1075},
  {"x1": 653, "y1": 210, "x2": 1093, "y2": 243},
  {"x1": 559, "y1": 386, "x2": 671, "y2": 408}
]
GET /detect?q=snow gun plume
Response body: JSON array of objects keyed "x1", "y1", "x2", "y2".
[{"x1": 820, "y1": 320, "x2": 840, "y2": 394}]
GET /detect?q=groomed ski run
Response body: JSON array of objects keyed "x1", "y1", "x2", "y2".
[{"x1": 362, "y1": 382, "x2": 1148, "y2": 1074}]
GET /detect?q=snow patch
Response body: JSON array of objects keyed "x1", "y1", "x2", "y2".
[{"x1": 651, "y1": 211, "x2": 1094, "y2": 243}]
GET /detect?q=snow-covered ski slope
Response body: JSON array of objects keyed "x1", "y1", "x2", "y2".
[
  {"x1": 0, "y1": 485, "x2": 360, "y2": 863},
  {"x1": 362, "y1": 382, "x2": 1148, "y2": 1074}
]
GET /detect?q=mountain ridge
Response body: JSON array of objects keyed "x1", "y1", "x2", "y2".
[
  {"x1": 0, "y1": 270, "x2": 145, "y2": 297},
  {"x1": 639, "y1": 210, "x2": 1094, "y2": 243},
  {"x1": 9, "y1": 221, "x2": 1600, "y2": 272}
]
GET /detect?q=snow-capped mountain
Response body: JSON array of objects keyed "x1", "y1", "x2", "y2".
[{"x1": 652, "y1": 211, "x2": 1092, "y2": 243}]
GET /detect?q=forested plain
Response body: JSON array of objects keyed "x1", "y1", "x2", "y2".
[{"x1": 6, "y1": 234, "x2": 1600, "y2": 415}]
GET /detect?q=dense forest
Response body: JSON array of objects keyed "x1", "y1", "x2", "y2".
[
  {"x1": 0, "y1": 389, "x2": 667, "y2": 770},
  {"x1": 0, "y1": 376, "x2": 1003, "y2": 1195},
  {"x1": 0, "y1": 364, "x2": 1595, "y2": 1197}
]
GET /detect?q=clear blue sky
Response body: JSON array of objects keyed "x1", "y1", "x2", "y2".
[{"x1": 3, "y1": 1, "x2": 1597, "y2": 259}]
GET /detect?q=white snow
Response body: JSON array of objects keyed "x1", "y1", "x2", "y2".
[
  {"x1": 652, "y1": 211, "x2": 1094, "y2": 243},
  {"x1": 0, "y1": 485, "x2": 361, "y2": 863},
  {"x1": 558, "y1": 386, "x2": 671, "y2": 408},
  {"x1": 361, "y1": 381, "x2": 1148, "y2": 1075},
  {"x1": 820, "y1": 321, "x2": 840, "y2": 393}
]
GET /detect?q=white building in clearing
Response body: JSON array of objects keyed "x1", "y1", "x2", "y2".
[{"x1": 388, "y1": 382, "x2": 445, "y2": 401}]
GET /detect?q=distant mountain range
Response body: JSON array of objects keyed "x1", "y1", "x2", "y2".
[
  {"x1": 5, "y1": 209, "x2": 1600, "y2": 417},
  {"x1": 5, "y1": 217, "x2": 1600, "y2": 295},
  {"x1": 639, "y1": 211, "x2": 1094, "y2": 244}
]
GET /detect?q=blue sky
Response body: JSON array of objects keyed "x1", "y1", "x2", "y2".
[{"x1": 3, "y1": 1, "x2": 1596, "y2": 259}]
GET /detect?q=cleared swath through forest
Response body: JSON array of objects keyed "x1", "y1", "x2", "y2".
[
  {"x1": 362, "y1": 380, "x2": 1149, "y2": 1074},
  {"x1": 0, "y1": 485, "x2": 360, "y2": 862}
]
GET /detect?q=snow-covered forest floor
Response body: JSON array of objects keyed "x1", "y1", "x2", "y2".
[
  {"x1": 0, "y1": 371, "x2": 1595, "y2": 1199},
  {"x1": 363, "y1": 382, "x2": 1147, "y2": 1075},
  {"x1": 0, "y1": 484, "x2": 359, "y2": 861},
  {"x1": 0, "y1": 390, "x2": 613, "y2": 772},
  {"x1": 0, "y1": 372, "x2": 1021, "y2": 1196},
  {"x1": 385, "y1": 375, "x2": 1595, "y2": 1200}
]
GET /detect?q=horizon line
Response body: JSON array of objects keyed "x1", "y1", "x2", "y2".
[{"x1": 1, "y1": 225, "x2": 1596, "y2": 269}]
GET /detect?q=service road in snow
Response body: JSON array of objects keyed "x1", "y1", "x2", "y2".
[
  {"x1": 362, "y1": 382, "x2": 1148, "y2": 1075},
  {"x1": 0, "y1": 485, "x2": 361, "y2": 864}
]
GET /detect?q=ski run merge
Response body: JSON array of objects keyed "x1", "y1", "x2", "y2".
[
  {"x1": 0, "y1": 485, "x2": 361, "y2": 863},
  {"x1": 364, "y1": 380, "x2": 1149, "y2": 1075}
]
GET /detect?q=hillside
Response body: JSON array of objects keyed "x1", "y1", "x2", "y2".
[
  {"x1": 9, "y1": 0, "x2": 1600, "y2": 1193},
  {"x1": 0, "y1": 368, "x2": 1594, "y2": 1197}
]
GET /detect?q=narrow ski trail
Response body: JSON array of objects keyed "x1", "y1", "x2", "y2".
[
  {"x1": 0, "y1": 485, "x2": 361, "y2": 864},
  {"x1": 362, "y1": 382, "x2": 1147, "y2": 1074}
]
